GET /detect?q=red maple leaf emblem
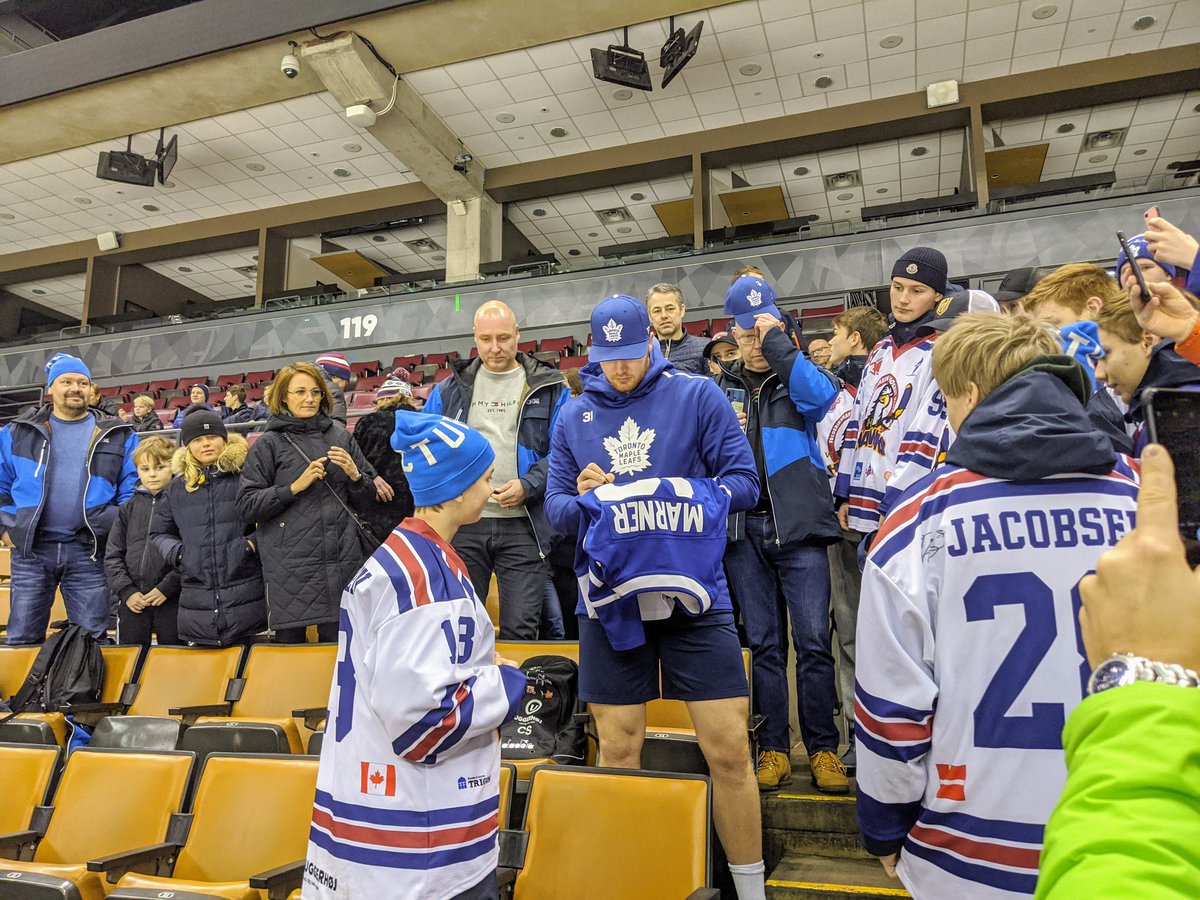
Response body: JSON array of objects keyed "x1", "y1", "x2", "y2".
[{"x1": 369, "y1": 769, "x2": 385, "y2": 787}]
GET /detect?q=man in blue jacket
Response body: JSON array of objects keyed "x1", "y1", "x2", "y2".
[
  {"x1": 423, "y1": 300, "x2": 568, "y2": 639},
  {"x1": 545, "y1": 294, "x2": 769, "y2": 900},
  {"x1": 0, "y1": 353, "x2": 138, "y2": 643},
  {"x1": 717, "y1": 275, "x2": 847, "y2": 795}
]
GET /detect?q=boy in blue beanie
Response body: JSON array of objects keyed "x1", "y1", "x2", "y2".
[{"x1": 304, "y1": 411, "x2": 527, "y2": 900}]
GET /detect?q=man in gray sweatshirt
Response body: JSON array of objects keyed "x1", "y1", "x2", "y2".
[{"x1": 646, "y1": 282, "x2": 708, "y2": 375}]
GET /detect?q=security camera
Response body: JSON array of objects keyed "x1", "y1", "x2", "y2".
[
  {"x1": 281, "y1": 53, "x2": 300, "y2": 79},
  {"x1": 453, "y1": 152, "x2": 473, "y2": 174}
]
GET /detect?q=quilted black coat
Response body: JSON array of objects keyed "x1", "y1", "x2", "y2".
[
  {"x1": 347, "y1": 407, "x2": 414, "y2": 540},
  {"x1": 150, "y1": 435, "x2": 266, "y2": 646},
  {"x1": 236, "y1": 412, "x2": 377, "y2": 630}
]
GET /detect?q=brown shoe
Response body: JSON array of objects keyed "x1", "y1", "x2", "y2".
[
  {"x1": 756, "y1": 750, "x2": 793, "y2": 791},
  {"x1": 809, "y1": 749, "x2": 850, "y2": 794}
]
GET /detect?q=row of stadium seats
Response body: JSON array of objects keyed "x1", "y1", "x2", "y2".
[{"x1": 0, "y1": 744, "x2": 715, "y2": 899}]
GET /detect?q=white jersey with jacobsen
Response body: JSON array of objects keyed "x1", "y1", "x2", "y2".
[
  {"x1": 854, "y1": 459, "x2": 1140, "y2": 898},
  {"x1": 817, "y1": 381, "x2": 857, "y2": 496},
  {"x1": 304, "y1": 520, "x2": 526, "y2": 900},
  {"x1": 834, "y1": 334, "x2": 950, "y2": 533},
  {"x1": 577, "y1": 476, "x2": 731, "y2": 651}
]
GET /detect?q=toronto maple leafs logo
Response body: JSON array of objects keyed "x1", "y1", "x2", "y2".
[
  {"x1": 747, "y1": 288, "x2": 763, "y2": 307},
  {"x1": 603, "y1": 417, "x2": 655, "y2": 475},
  {"x1": 602, "y1": 318, "x2": 623, "y2": 342}
]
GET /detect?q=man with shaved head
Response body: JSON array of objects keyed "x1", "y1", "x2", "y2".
[{"x1": 421, "y1": 300, "x2": 569, "y2": 638}]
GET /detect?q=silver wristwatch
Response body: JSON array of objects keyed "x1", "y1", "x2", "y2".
[{"x1": 1087, "y1": 654, "x2": 1200, "y2": 696}]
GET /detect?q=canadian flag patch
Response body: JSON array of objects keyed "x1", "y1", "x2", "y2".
[{"x1": 360, "y1": 761, "x2": 397, "y2": 796}]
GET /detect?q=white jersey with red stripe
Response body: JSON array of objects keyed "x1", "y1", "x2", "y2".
[
  {"x1": 854, "y1": 459, "x2": 1140, "y2": 898},
  {"x1": 817, "y1": 380, "x2": 857, "y2": 495},
  {"x1": 304, "y1": 518, "x2": 526, "y2": 900},
  {"x1": 834, "y1": 334, "x2": 950, "y2": 532}
]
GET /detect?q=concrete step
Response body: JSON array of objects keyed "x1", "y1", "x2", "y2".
[
  {"x1": 767, "y1": 855, "x2": 910, "y2": 899},
  {"x1": 761, "y1": 782, "x2": 868, "y2": 867}
]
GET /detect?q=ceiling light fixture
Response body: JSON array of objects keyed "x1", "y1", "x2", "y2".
[
  {"x1": 178, "y1": 266, "x2": 193, "y2": 273},
  {"x1": 660, "y1": 16, "x2": 704, "y2": 88},
  {"x1": 31, "y1": 288, "x2": 46, "y2": 295},
  {"x1": 568, "y1": 249, "x2": 581, "y2": 256},
  {"x1": 596, "y1": 207, "x2": 633, "y2": 224},
  {"x1": 332, "y1": 168, "x2": 352, "y2": 177},
  {"x1": 876, "y1": 188, "x2": 888, "y2": 194},
  {"x1": 824, "y1": 171, "x2": 860, "y2": 189},
  {"x1": 1088, "y1": 154, "x2": 1109, "y2": 163},
  {"x1": 532, "y1": 208, "x2": 547, "y2": 216},
  {"x1": 141, "y1": 204, "x2": 159, "y2": 212},
  {"x1": 836, "y1": 192, "x2": 854, "y2": 200},
  {"x1": 73, "y1": 197, "x2": 92, "y2": 205},
  {"x1": 1133, "y1": 15, "x2": 1156, "y2": 30},
  {"x1": 342, "y1": 143, "x2": 362, "y2": 153},
  {"x1": 1056, "y1": 123, "x2": 1075, "y2": 134},
  {"x1": 616, "y1": 226, "x2": 633, "y2": 233},
  {"x1": 629, "y1": 192, "x2": 646, "y2": 201},
  {"x1": 925, "y1": 79, "x2": 959, "y2": 108},
  {"x1": 813, "y1": 75, "x2": 833, "y2": 89},
  {"x1": 879, "y1": 34, "x2": 904, "y2": 49},
  {"x1": 612, "y1": 88, "x2": 634, "y2": 101},
  {"x1": 549, "y1": 127, "x2": 569, "y2": 138},
  {"x1": 739, "y1": 62, "x2": 762, "y2": 76},
  {"x1": 1133, "y1": 149, "x2": 1148, "y2": 156},
  {"x1": 793, "y1": 166, "x2": 810, "y2": 176},
  {"x1": 1031, "y1": 4, "x2": 1058, "y2": 20},
  {"x1": 0, "y1": 212, "x2": 13, "y2": 220},
  {"x1": 910, "y1": 146, "x2": 929, "y2": 156},
  {"x1": 1083, "y1": 128, "x2": 1126, "y2": 151},
  {"x1": 496, "y1": 113, "x2": 516, "y2": 124},
  {"x1": 246, "y1": 162, "x2": 266, "y2": 172},
  {"x1": 592, "y1": 27, "x2": 653, "y2": 92}
]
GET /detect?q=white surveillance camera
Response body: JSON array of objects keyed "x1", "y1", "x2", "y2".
[{"x1": 281, "y1": 53, "x2": 300, "y2": 79}]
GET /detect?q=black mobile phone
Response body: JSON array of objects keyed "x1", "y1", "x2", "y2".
[
  {"x1": 1116, "y1": 229, "x2": 1151, "y2": 306},
  {"x1": 1144, "y1": 387, "x2": 1200, "y2": 540}
]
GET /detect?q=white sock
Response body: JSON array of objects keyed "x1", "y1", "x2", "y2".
[{"x1": 729, "y1": 860, "x2": 767, "y2": 900}]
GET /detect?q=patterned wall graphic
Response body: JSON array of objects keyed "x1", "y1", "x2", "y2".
[{"x1": 1, "y1": 192, "x2": 1196, "y2": 385}]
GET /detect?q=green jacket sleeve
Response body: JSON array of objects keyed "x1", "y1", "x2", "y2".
[{"x1": 1036, "y1": 682, "x2": 1200, "y2": 899}]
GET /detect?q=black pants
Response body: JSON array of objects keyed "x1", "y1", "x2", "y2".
[
  {"x1": 273, "y1": 622, "x2": 339, "y2": 643},
  {"x1": 548, "y1": 539, "x2": 579, "y2": 641},
  {"x1": 116, "y1": 596, "x2": 180, "y2": 646},
  {"x1": 452, "y1": 516, "x2": 547, "y2": 640},
  {"x1": 451, "y1": 872, "x2": 498, "y2": 900}
]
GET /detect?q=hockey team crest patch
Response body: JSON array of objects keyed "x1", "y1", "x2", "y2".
[
  {"x1": 936, "y1": 296, "x2": 953, "y2": 315},
  {"x1": 602, "y1": 318, "x2": 623, "y2": 342},
  {"x1": 603, "y1": 417, "x2": 656, "y2": 476}
]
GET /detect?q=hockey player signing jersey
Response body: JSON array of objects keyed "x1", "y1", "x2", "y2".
[
  {"x1": 576, "y1": 476, "x2": 731, "y2": 650},
  {"x1": 304, "y1": 414, "x2": 526, "y2": 900},
  {"x1": 855, "y1": 349, "x2": 1141, "y2": 899}
]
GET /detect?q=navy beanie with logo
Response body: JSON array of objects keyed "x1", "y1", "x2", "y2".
[{"x1": 891, "y1": 247, "x2": 948, "y2": 294}]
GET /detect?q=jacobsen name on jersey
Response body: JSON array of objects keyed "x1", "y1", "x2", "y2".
[{"x1": 855, "y1": 460, "x2": 1140, "y2": 899}]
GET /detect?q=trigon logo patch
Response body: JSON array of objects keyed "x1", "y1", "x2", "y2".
[
  {"x1": 602, "y1": 318, "x2": 623, "y2": 343},
  {"x1": 360, "y1": 761, "x2": 396, "y2": 796},
  {"x1": 603, "y1": 416, "x2": 656, "y2": 476}
]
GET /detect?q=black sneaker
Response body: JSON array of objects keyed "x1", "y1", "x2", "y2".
[{"x1": 840, "y1": 743, "x2": 856, "y2": 775}]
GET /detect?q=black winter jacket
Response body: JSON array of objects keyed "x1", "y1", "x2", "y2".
[
  {"x1": 104, "y1": 486, "x2": 181, "y2": 603},
  {"x1": 350, "y1": 407, "x2": 415, "y2": 539},
  {"x1": 236, "y1": 412, "x2": 377, "y2": 630},
  {"x1": 151, "y1": 435, "x2": 266, "y2": 646},
  {"x1": 130, "y1": 412, "x2": 165, "y2": 433}
]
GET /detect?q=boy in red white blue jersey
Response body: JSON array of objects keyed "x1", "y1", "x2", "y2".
[
  {"x1": 304, "y1": 412, "x2": 526, "y2": 900},
  {"x1": 855, "y1": 314, "x2": 1140, "y2": 898}
]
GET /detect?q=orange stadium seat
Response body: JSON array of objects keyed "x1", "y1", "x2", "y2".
[
  {"x1": 104, "y1": 753, "x2": 318, "y2": 900},
  {"x1": 0, "y1": 748, "x2": 194, "y2": 900},
  {"x1": 0, "y1": 743, "x2": 60, "y2": 835},
  {"x1": 500, "y1": 766, "x2": 716, "y2": 899}
]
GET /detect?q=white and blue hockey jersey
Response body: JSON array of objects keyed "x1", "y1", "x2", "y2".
[
  {"x1": 854, "y1": 363, "x2": 1141, "y2": 899},
  {"x1": 576, "y1": 476, "x2": 731, "y2": 650},
  {"x1": 304, "y1": 519, "x2": 526, "y2": 900},
  {"x1": 817, "y1": 380, "x2": 857, "y2": 496},
  {"x1": 835, "y1": 333, "x2": 950, "y2": 533}
]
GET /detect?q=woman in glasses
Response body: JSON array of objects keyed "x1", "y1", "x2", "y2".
[{"x1": 237, "y1": 361, "x2": 377, "y2": 643}]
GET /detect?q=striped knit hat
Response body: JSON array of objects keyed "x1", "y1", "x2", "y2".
[{"x1": 316, "y1": 352, "x2": 351, "y2": 381}]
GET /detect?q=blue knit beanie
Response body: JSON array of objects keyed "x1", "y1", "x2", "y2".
[
  {"x1": 1116, "y1": 233, "x2": 1176, "y2": 280},
  {"x1": 45, "y1": 353, "x2": 90, "y2": 386},
  {"x1": 390, "y1": 411, "x2": 496, "y2": 506}
]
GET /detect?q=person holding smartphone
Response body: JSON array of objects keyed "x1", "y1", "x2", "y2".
[
  {"x1": 715, "y1": 275, "x2": 847, "y2": 794},
  {"x1": 1143, "y1": 208, "x2": 1200, "y2": 297}
]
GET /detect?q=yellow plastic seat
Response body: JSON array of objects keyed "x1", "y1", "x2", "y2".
[
  {"x1": 126, "y1": 645, "x2": 244, "y2": 716},
  {"x1": 0, "y1": 748, "x2": 193, "y2": 900},
  {"x1": 193, "y1": 643, "x2": 338, "y2": 753},
  {"x1": 0, "y1": 645, "x2": 39, "y2": 697},
  {"x1": 0, "y1": 743, "x2": 59, "y2": 833},
  {"x1": 109, "y1": 754, "x2": 318, "y2": 899},
  {"x1": 499, "y1": 762, "x2": 516, "y2": 829},
  {"x1": 509, "y1": 765, "x2": 713, "y2": 899}
]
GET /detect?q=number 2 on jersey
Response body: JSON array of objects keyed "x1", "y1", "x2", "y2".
[{"x1": 965, "y1": 572, "x2": 1081, "y2": 750}]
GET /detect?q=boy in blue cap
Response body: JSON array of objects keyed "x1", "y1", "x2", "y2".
[
  {"x1": 545, "y1": 294, "x2": 768, "y2": 900},
  {"x1": 305, "y1": 411, "x2": 527, "y2": 900}
]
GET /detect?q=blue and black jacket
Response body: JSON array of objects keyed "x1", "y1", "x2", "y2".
[
  {"x1": 717, "y1": 326, "x2": 842, "y2": 546},
  {"x1": 0, "y1": 405, "x2": 138, "y2": 558},
  {"x1": 424, "y1": 352, "x2": 569, "y2": 556}
]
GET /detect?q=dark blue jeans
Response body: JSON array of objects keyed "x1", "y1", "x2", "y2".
[
  {"x1": 453, "y1": 516, "x2": 548, "y2": 640},
  {"x1": 724, "y1": 514, "x2": 839, "y2": 756},
  {"x1": 7, "y1": 539, "x2": 111, "y2": 643}
]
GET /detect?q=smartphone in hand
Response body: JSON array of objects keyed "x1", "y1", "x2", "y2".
[
  {"x1": 726, "y1": 388, "x2": 747, "y2": 415},
  {"x1": 1117, "y1": 230, "x2": 1152, "y2": 309},
  {"x1": 1144, "y1": 205, "x2": 1160, "y2": 224},
  {"x1": 1144, "y1": 387, "x2": 1200, "y2": 542}
]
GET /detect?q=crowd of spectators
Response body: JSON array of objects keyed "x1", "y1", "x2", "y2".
[{"x1": 3, "y1": 206, "x2": 1200, "y2": 899}]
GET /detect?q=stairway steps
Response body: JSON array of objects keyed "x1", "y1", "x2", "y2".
[{"x1": 767, "y1": 856, "x2": 910, "y2": 899}]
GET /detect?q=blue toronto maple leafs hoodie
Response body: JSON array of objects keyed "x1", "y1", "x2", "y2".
[{"x1": 545, "y1": 346, "x2": 759, "y2": 616}]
